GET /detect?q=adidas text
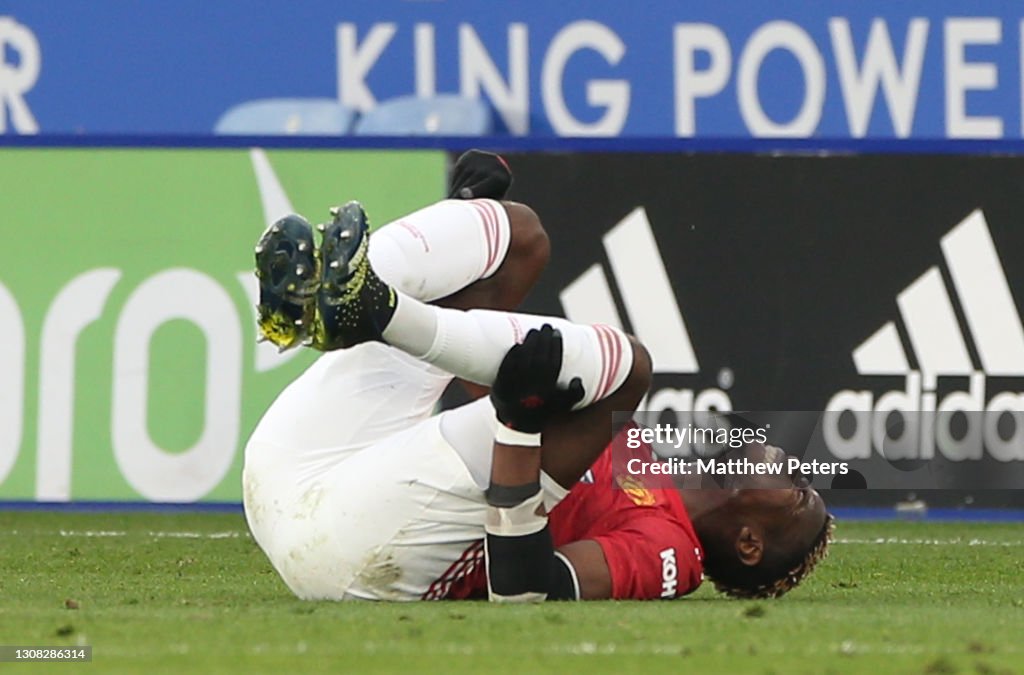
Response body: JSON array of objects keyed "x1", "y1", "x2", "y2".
[{"x1": 826, "y1": 374, "x2": 1023, "y2": 462}]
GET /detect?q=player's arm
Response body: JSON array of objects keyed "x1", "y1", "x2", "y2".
[
  {"x1": 555, "y1": 540, "x2": 613, "y2": 599},
  {"x1": 483, "y1": 326, "x2": 660, "y2": 602},
  {"x1": 562, "y1": 520, "x2": 703, "y2": 601},
  {"x1": 484, "y1": 325, "x2": 584, "y2": 602}
]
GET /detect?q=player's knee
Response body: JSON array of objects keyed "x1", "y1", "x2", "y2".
[
  {"x1": 619, "y1": 336, "x2": 653, "y2": 407},
  {"x1": 503, "y1": 201, "x2": 550, "y2": 277}
]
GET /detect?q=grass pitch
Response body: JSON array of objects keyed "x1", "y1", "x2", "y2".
[{"x1": 0, "y1": 512, "x2": 1021, "y2": 674}]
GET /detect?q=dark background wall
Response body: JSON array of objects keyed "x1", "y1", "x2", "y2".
[{"x1": 495, "y1": 152, "x2": 1024, "y2": 507}]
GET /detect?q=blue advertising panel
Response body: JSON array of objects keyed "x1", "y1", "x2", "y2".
[{"x1": 2, "y1": 2, "x2": 1023, "y2": 138}]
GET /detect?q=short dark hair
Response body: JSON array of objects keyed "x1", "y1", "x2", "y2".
[{"x1": 706, "y1": 514, "x2": 835, "y2": 599}]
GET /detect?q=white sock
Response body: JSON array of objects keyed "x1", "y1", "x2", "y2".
[
  {"x1": 382, "y1": 293, "x2": 632, "y2": 410},
  {"x1": 368, "y1": 199, "x2": 510, "y2": 302}
]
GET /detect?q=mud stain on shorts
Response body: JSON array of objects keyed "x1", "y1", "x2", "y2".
[{"x1": 356, "y1": 549, "x2": 404, "y2": 598}]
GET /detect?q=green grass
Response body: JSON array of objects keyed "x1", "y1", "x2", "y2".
[{"x1": 1, "y1": 513, "x2": 1022, "y2": 674}]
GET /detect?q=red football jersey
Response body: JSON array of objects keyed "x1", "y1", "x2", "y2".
[{"x1": 439, "y1": 431, "x2": 704, "y2": 600}]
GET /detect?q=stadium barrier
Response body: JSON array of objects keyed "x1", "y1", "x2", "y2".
[
  {"x1": 0, "y1": 145, "x2": 445, "y2": 501},
  {"x1": 506, "y1": 150, "x2": 1024, "y2": 508},
  {"x1": 1, "y1": 139, "x2": 1022, "y2": 508},
  {"x1": 5, "y1": 3, "x2": 1024, "y2": 140}
]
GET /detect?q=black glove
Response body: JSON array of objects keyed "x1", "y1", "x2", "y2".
[
  {"x1": 448, "y1": 149, "x2": 513, "y2": 200},
  {"x1": 490, "y1": 325, "x2": 585, "y2": 434}
]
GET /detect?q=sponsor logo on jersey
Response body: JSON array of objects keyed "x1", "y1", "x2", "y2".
[{"x1": 659, "y1": 547, "x2": 678, "y2": 597}]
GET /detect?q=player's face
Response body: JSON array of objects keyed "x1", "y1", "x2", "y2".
[{"x1": 701, "y1": 443, "x2": 828, "y2": 546}]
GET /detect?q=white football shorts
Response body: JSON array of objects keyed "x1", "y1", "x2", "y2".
[
  {"x1": 245, "y1": 337, "x2": 573, "y2": 601},
  {"x1": 244, "y1": 199, "x2": 572, "y2": 601}
]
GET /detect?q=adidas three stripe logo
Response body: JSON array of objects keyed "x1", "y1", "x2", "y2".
[
  {"x1": 853, "y1": 209, "x2": 1024, "y2": 380},
  {"x1": 826, "y1": 209, "x2": 1024, "y2": 462},
  {"x1": 559, "y1": 207, "x2": 733, "y2": 432},
  {"x1": 559, "y1": 207, "x2": 698, "y2": 374}
]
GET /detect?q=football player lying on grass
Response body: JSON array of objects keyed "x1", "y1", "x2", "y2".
[{"x1": 243, "y1": 150, "x2": 834, "y2": 601}]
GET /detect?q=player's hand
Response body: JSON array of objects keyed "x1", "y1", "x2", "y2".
[
  {"x1": 490, "y1": 324, "x2": 585, "y2": 434},
  {"x1": 448, "y1": 149, "x2": 513, "y2": 200}
]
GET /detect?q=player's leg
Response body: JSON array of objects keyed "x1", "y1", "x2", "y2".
[
  {"x1": 540, "y1": 336, "x2": 651, "y2": 487},
  {"x1": 384, "y1": 198, "x2": 648, "y2": 490},
  {"x1": 437, "y1": 336, "x2": 651, "y2": 491},
  {"x1": 249, "y1": 198, "x2": 542, "y2": 449},
  {"x1": 296, "y1": 338, "x2": 650, "y2": 602},
  {"x1": 259, "y1": 413, "x2": 487, "y2": 601},
  {"x1": 372, "y1": 291, "x2": 633, "y2": 412},
  {"x1": 248, "y1": 198, "x2": 548, "y2": 601},
  {"x1": 314, "y1": 201, "x2": 632, "y2": 410},
  {"x1": 254, "y1": 197, "x2": 542, "y2": 353},
  {"x1": 433, "y1": 202, "x2": 549, "y2": 313},
  {"x1": 374, "y1": 200, "x2": 549, "y2": 402},
  {"x1": 369, "y1": 199, "x2": 549, "y2": 312}
]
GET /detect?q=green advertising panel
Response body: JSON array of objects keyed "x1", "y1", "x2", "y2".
[{"x1": 0, "y1": 148, "x2": 446, "y2": 501}]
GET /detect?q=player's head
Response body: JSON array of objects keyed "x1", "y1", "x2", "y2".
[{"x1": 692, "y1": 443, "x2": 834, "y2": 599}]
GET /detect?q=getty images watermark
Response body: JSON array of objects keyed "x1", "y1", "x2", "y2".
[
  {"x1": 610, "y1": 410, "x2": 1024, "y2": 490},
  {"x1": 621, "y1": 421, "x2": 849, "y2": 479}
]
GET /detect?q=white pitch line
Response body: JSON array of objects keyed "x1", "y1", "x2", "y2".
[
  {"x1": 546, "y1": 641, "x2": 1023, "y2": 657},
  {"x1": 4, "y1": 531, "x2": 1022, "y2": 547},
  {"x1": 76, "y1": 639, "x2": 1024, "y2": 660},
  {"x1": 54, "y1": 530, "x2": 247, "y2": 539},
  {"x1": 834, "y1": 537, "x2": 1024, "y2": 547}
]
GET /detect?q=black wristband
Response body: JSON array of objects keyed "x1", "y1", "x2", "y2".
[
  {"x1": 485, "y1": 529, "x2": 581, "y2": 601},
  {"x1": 484, "y1": 481, "x2": 542, "y2": 508}
]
